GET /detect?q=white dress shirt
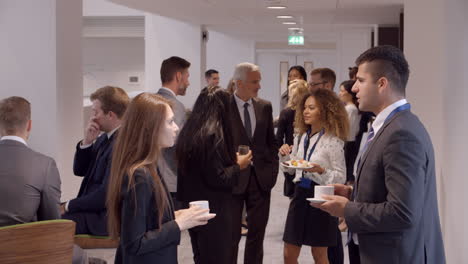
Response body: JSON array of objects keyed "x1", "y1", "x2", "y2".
[
  {"x1": 345, "y1": 103, "x2": 361, "y2": 141},
  {"x1": 0, "y1": 135, "x2": 27, "y2": 146},
  {"x1": 371, "y1": 99, "x2": 408, "y2": 136},
  {"x1": 233, "y1": 93, "x2": 256, "y2": 134}
]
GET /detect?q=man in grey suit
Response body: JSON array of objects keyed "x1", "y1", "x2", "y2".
[
  {"x1": 312, "y1": 46, "x2": 445, "y2": 264},
  {"x1": 0, "y1": 96, "x2": 89, "y2": 264},
  {"x1": 0, "y1": 96, "x2": 61, "y2": 226},
  {"x1": 157, "y1": 56, "x2": 190, "y2": 209}
]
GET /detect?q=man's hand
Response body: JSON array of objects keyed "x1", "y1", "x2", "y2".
[
  {"x1": 310, "y1": 194, "x2": 349, "y2": 217},
  {"x1": 83, "y1": 117, "x2": 101, "y2": 145},
  {"x1": 331, "y1": 184, "x2": 352, "y2": 199},
  {"x1": 60, "y1": 203, "x2": 66, "y2": 215}
]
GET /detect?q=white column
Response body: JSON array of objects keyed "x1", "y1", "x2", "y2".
[
  {"x1": 0, "y1": 0, "x2": 83, "y2": 201},
  {"x1": 405, "y1": 0, "x2": 468, "y2": 262},
  {"x1": 144, "y1": 13, "x2": 202, "y2": 109}
]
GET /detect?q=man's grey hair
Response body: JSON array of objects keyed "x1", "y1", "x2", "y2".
[{"x1": 232, "y1": 62, "x2": 260, "y2": 82}]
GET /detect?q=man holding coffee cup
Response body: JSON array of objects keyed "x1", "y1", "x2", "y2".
[
  {"x1": 311, "y1": 46, "x2": 445, "y2": 264},
  {"x1": 229, "y1": 62, "x2": 279, "y2": 264}
]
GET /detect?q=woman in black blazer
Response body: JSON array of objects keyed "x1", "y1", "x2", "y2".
[
  {"x1": 177, "y1": 87, "x2": 252, "y2": 264},
  {"x1": 106, "y1": 93, "x2": 215, "y2": 264}
]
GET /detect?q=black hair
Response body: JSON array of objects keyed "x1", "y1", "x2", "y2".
[
  {"x1": 205, "y1": 69, "x2": 219, "y2": 78},
  {"x1": 340, "y1": 80, "x2": 357, "y2": 106},
  {"x1": 355, "y1": 45, "x2": 409, "y2": 95},
  {"x1": 287, "y1": 65, "x2": 307, "y2": 86},
  {"x1": 176, "y1": 87, "x2": 236, "y2": 174}
]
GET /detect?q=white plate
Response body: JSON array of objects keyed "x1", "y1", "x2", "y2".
[
  {"x1": 281, "y1": 161, "x2": 314, "y2": 170},
  {"x1": 307, "y1": 198, "x2": 327, "y2": 204}
]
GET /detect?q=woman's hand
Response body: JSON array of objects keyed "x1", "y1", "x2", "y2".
[
  {"x1": 175, "y1": 207, "x2": 216, "y2": 231},
  {"x1": 279, "y1": 144, "x2": 293, "y2": 156},
  {"x1": 304, "y1": 163, "x2": 325, "y2": 174},
  {"x1": 236, "y1": 150, "x2": 253, "y2": 170}
]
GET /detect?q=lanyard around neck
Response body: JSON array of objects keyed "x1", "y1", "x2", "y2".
[{"x1": 303, "y1": 128, "x2": 324, "y2": 161}]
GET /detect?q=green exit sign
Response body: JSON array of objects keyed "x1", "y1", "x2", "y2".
[{"x1": 288, "y1": 35, "x2": 304, "y2": 45}]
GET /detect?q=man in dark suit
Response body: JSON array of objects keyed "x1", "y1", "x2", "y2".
[
  {"x1": 229, "y1": 62, "x2": 279, "y2": 264},
  {"x1": 157, "y1": 56, "x2": 190, "y2": 210},
  {"x1": 62, "y1": 86, "x2": 129, "y2": 236},
  {"x1": 313, "y1": 46, "x2": 445, "y2": 264},
  {"x1": 0, "y1": 96, "x2": 88, "y2": 264}
]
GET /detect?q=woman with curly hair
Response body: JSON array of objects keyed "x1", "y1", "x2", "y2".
[{"x1": 279, "y1": 89, "x2": 349, "y2": 264}]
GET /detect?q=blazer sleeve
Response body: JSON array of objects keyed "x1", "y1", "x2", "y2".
[
  {"x1": 120, "y1": 172, "x2": 181, "y2": 256},
  {"x1": 276, "y1": 109, "x2": 288, "y2": 146},
  {"x1": 67, "y1": 153, "x2": 111, "y2": 213},
  {"x1": 265, "y1": 103, "x2": 280, "y2": 170},
  {"x1": 201, "y1": 148, "x2": 240, "y2": 190},
  {"x1": 73, "y1": 140, "x2": 97, "y2": 176},
  {"x1": 344, "y1": 129, "x2": 426, "y2": 233},
  {"x1": 37, "y1": 158, "x2": 61, "y2": 221}
]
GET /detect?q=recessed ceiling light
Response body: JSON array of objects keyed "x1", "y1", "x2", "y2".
[
  {"x1": 282, "y1": 21, "x2": 297, "y2": 25},
  {"x1": 276, "y1": 15, "x2": 293, "y2": 19},
  {"x1": 267, "y1": 5, "x2": 287, "y2": 9},
  {"x1": 288, "y1": 27, "x2": 302, "y2": 31}
]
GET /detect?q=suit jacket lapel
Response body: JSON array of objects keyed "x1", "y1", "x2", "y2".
[{"x1": 355, "y1": 110, "x2": 409, "y2": 191}]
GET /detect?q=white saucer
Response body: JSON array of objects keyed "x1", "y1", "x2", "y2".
[{"x1": 306, "y1": 198, "x2": 327, "y2": 204}]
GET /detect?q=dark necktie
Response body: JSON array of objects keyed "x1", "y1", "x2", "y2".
[{"x1": 243, "y1": 102, "x2": 252, "y2": 139}]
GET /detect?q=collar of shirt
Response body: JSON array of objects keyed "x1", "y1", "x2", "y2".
[
  {"x1": 372, "y1": 99, "x2": 408, "y2": 135},
  {"x1": 0, "y1": 135, "x2": 27, "y2": 146},
  {"x1": 107, "y1": 126, "x2": 120, "y2": 139},
  {"x1": 233, "y1": 93, "x2": 253, "y2": 108},
  {"x1": 161, "y1": 87, "x2": 177, "y2": 98}
]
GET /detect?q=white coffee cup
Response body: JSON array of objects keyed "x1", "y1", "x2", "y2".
[
  {"x1": 189, "y1": 200, "x2": 210, "y2": 215},
  {"x1": 314, "y1": 185, "x2": 334, "y2": 199}
]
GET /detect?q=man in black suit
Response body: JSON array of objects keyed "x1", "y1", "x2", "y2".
[
  {"x1": 62, "y1": 86, "x2": 129, "y2": 236},
  {"x1": 229, "y1": 62, "x2": 279, "y2": 264}
]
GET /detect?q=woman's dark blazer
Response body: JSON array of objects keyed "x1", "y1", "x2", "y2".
[{"x1": 115, "y1": 168, "x2": 180, "y2": 264}]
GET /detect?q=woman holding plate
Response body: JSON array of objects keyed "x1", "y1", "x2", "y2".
[{"x1": 279, "y1": 88, "x2": 348, "y2": 264}]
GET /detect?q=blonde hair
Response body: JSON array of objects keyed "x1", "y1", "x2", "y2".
[
  {"x1": 287, "y1": 80, "x2": 310, "y2": 110},
  {"x1": 295, "y1": 89, "x2": 349, "y2": 141}
]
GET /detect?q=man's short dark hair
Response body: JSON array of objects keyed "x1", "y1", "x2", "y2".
[
  {"x1": 90, "y1": 86, "x2": 130, "y2": 118},
  {"x1": 205, "y1": 69, "x2": 219, "y2": 79},
  {"x1": 160, "y1": 56, "x2": 191, "y2": 84},
  {"x1": 0, "y1": 96, "x2": 31, "y2": 135},
  {"x1": 311, "y1": 68, "x2": 336, "y2": 87},
  {"x1": 355, "y1": 45, "x2": 409, "y2": 95}
]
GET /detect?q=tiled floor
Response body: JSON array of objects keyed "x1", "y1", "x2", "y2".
[{"x1": 88, "y1": 174, "x2": 350, "y2": 264}]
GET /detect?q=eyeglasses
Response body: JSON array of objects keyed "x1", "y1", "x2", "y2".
[{"x1": 309, "y1": 81, "x2": 328, "y2": 87}]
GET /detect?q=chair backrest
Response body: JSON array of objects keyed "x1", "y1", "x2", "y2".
[{"x1": 0, "y1": 219, "x2": 75, "y2": 264}]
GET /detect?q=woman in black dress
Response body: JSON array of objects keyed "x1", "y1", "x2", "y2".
[
  {"x1": 177, "y1": 87, "x2": 252, "y2": 264},
  {"x1": 106, "y1": 93, "x2": 215, "y2": 264}
]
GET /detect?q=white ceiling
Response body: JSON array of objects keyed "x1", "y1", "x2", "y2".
[{"x1": 103, "y1": 0, "x2": 403, "y2": 40}]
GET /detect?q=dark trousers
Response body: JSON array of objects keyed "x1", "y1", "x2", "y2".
[
  {"x1": 328, "y1": 227, "x2": 344, "y2": 264},
  {"x1": 348, "y1": 240, "x2": 361, "y2": 264},
  {"x1": 231, "y1": 172, "x2": 271, "y2": 264},
  {"x1": 189, "y1": 198, "x2": 233, "y2": 264}
]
